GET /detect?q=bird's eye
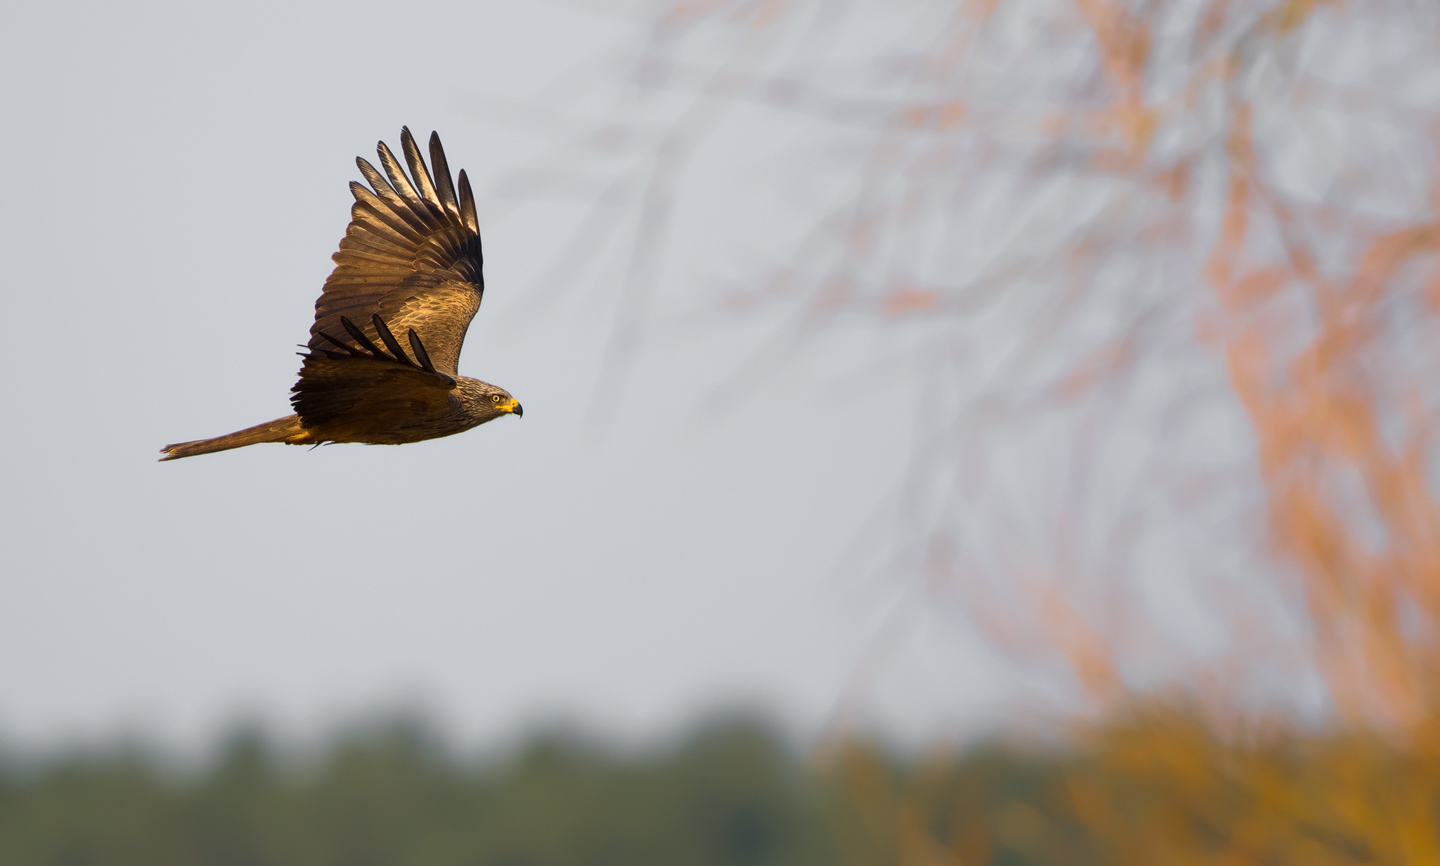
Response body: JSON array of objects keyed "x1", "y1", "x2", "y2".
[{"x1": 491, "y1": 394, "x2": 502, "y2": 403}]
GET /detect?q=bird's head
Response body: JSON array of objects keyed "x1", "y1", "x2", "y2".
[
  {"x1": 488, "y1": 389, "x2": 523, "y2": 418},
  {"x1": 461, "y1": 379, "x2": 523, "y2": 419}
]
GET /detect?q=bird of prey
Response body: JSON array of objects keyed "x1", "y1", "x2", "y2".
[{"x1": 161, "y1": 128, "x2": 521, "y2": 461}]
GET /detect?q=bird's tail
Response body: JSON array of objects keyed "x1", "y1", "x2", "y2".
[{"x1": 159, "y1": 415, "x2": 309, "y2": 462}]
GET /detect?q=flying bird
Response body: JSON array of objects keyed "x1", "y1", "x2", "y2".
[{"x1": 161, "y1": 128, "x2": 520, "y2": 461}]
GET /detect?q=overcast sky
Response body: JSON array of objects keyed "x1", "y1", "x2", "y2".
[{"x1": 0, "y1": 0, "x2": 1040, "y2": 753}]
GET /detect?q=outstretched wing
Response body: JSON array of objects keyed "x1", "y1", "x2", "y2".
[
  {"x1": 308, "y1": 127, "x2": 483, "y2": 378},
  {"x1": 293, "y1": 315, "x2": 457, "y2": 438}
]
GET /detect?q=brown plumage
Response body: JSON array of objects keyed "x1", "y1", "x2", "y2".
[{"x1": 161, "y1": 128, "x2": 521, "y2": 462}]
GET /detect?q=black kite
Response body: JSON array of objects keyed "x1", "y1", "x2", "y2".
[{"x1": 161, "y1": 128, "x2": 520, "y2": 461}]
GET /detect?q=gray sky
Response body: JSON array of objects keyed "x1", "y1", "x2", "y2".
[{"x1": 0, "y1": 0, "x2": 1024, "y2": 752}]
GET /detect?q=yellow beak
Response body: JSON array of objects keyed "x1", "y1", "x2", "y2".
[{"x1": 503, "y1": 397, "x2": 523, "y2": 417}]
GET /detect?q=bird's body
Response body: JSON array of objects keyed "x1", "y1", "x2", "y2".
[{"x1": 161, "y1": 128, "x2": 520, "y2": 461}]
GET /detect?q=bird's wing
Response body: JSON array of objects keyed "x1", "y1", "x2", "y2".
[
  {"x1": 292, "y1": 315, "x2": 457, "y2": 434},
  {"x1": 309, "y1": 127, "x2": 483, "y2": 378}
]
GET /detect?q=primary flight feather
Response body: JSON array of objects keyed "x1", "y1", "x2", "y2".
[{"x1": 161, "y1": 128, "x2": 521, "y2": 462}]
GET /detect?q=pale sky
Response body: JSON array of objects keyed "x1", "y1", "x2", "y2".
[{"x1": 0, "y1": 0, "x2": 1025, "y2": 752}]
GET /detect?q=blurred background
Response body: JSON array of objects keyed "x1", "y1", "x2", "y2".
[{"x1": 3, "y1": 0, "x2": 1440, "y2": 862}]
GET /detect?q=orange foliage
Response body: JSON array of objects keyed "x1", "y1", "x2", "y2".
[
  {"x1": 630, "y1": 0, "x2": 1440, "y2": 855},
  {"x1": 830, "y1": 705, "x2": 1440, "y2": 863},
  {"x1": 1207, "y1": 85, "x2": 1440, "y2": 730}
]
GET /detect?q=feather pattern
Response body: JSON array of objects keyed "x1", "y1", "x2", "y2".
[
  {"x1": 371, "y1": 314, "x2": 414, "y2": 366},
  {"x1": 340, "y1": 316, "x2": 384, "y2": 357},
  {"x1": 291, "y1": 353, "x2": 457, "y2": 440},
  {"x1": 298, "y1": 311, "x2": 457, "y2": 425},
  {"x1": 401, "y1": 127, "x2": 443, "y2": 215},
  {"x1": 376, "y1": 140, "x2": 424, "y2": 212},
  {"x1": 458, "y1": 170, "x2": 478, "y2": 234},
  {"x1": 429, "y1": 131, "x2": 460, "y2": 219},
  {"x1": 309, "y1": 128, "x2": 484, "y2": 378},
  {"x1": 313, "y1": 314, "x2": 447, "y2": 374},
  {"x1": 408, "y1": 328, "x2": 437, "y2": 373}
]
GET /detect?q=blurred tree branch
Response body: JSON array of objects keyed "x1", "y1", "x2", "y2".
[{"x1": 512, "y1": 0, "x2": 1440, "y2": 730}]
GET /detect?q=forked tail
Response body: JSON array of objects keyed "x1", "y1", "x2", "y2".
[{"x1": 160, "y1": 415, "x2": 308, "y2": 461}]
